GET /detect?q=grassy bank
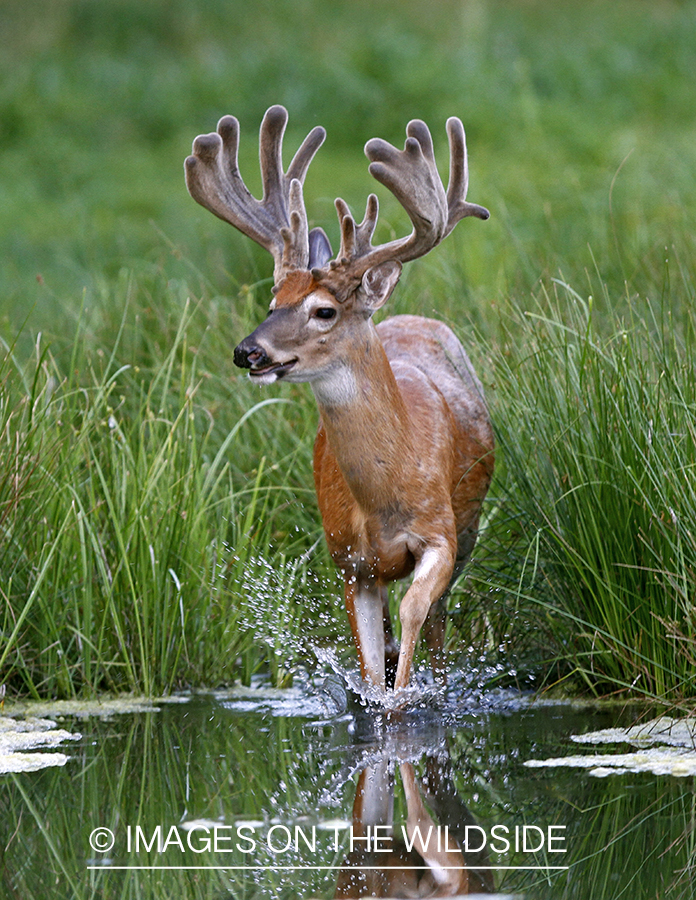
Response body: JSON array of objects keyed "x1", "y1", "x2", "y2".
[{"x1": 2, "y1": 0, "x2": 696, "y2": 700}]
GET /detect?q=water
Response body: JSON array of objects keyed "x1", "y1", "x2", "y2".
[{"x1": 1, "y1": 667, "x2": 695, "y2": 899}]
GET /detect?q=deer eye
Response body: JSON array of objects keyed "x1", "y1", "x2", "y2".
[{"x1": 314, "y1": 307, "x2": 336, "y2": 320}]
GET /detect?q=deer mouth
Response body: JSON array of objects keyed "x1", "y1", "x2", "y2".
[{"x1": 249, "y1": 358, "x2": 298, "y2": 381}]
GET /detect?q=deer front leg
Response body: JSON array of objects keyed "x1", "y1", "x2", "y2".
[
  {"x1": 394, "y1": 544, "x2": 455, "y2": 692},
  {"x1": 352, "y1": 758, "x2": 394, "y2": 830},
  {"x1": 344, "y1": 573, "x2": 386, "y2": 688}
]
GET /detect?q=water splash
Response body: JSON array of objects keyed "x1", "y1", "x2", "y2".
[
  {"x1": 313, "y1": 647, "x2": 444, "y2": 714},
  {"x1": 230, "y1": 550, "x2": 336, "y2": 677},
  {"x1": 227, "y1": 550, "x2": 444, "y2": 712},
  {"x1": 225, "y1": 549, "x2": 535, "y2": 719}
]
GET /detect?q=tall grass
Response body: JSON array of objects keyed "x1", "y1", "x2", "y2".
[
  {"x1": 0, "y1": 278, "x2": 333, "y2": 697},
  {"x1": 473, "y1": 266, "x2": 696, "y2": 701}
]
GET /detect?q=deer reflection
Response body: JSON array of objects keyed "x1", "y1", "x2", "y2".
[{"x1": 334, "y1": 746, "x2": 494, "y2": 898}]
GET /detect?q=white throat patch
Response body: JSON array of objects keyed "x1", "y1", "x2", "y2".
[{"x1": 311, "y1": 364, "x2": 358, "y2": 407}]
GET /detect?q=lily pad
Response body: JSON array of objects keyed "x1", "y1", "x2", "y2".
[
  {"x1": 2, "y1": 694, "x2": 188, "y2": 721},
  {"x1": 0, "y1": 751, "x2": 71, "y2": 774}
]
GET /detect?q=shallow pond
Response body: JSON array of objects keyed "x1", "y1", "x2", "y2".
[{"x1": 1, "y1": 671, "x2": 695, "y2": 899}]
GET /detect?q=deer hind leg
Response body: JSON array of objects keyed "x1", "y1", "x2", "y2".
[
  {"x1": 394, "y1": 545, "x2": 455, "y2": 693},
  {"x1": 344, "y1": 573, "x2": 386, "y2": 688}
]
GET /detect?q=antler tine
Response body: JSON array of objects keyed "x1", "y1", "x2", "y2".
[
  {"x1": 287, "y1": 122, "x2": 327, "y2": 184},
  {"x1": 352, "y1": 193, "x2": 380, "y2": 258},
  {"x1": 312, "y1": 195, "x2": 380, "y2": 293},
  {"x1": 333, "y1": 195, "x2": 379, "y2": 259},
  {"x1": 258, "y1": 105, "x2": 288, "y2": 220},
  {"x1": 445, "y1": 117, "x2": 490, "y2": 233},
  {"x1": 334, "y1": 197, "x2": 356, "y2": 264},
  {"x1": 279, "y1": 179, "x2": 309, "y2": 274},
  {"x1": 184, "y1": 105, "x2": 326, "y2": 282}
]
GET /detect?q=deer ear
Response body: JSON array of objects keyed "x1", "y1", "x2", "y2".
[
  {"x1": 308, "y1": 228, "x2": 333, "y2": 269},
  {"x1": 358, "y1": 261, "x2": 402, "y2": 312}
]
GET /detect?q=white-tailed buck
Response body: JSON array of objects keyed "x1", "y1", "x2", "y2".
[{"x1": 185, "y1": 105, "x2": 494, "y2": 696}]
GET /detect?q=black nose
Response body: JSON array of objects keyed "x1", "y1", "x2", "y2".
[{"x1": 234, "y1": 339, "x2": 267, "y2": 369}]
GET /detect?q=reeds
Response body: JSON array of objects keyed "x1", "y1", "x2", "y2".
[
  {"x1": 0, "y1": 288, "x2": 326, "y2": 697},
  {"x1": 475, "y1": 269, "x2": 696, "y2": 701}
]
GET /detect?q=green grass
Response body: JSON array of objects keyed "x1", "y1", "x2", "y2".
[
  {"x1": 2, "y1": 0, "x2": 696, "y2": 700},
  {"x1": 0, "y1": 285, "x2": 333, "y2": 696},
  {"x1": 470, "y1": 271, "x2": 696, "y2": 701}
]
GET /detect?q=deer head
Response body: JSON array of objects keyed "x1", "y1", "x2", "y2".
[{"x1": 184, "y1": 106, "x2": 489, "y2": 388}]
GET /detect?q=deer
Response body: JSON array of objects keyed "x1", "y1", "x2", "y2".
[{"x1": 185, "y1": 105, "x2": 494, "y2": 699}]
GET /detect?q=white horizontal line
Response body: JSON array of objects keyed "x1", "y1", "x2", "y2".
[{"x1": 87, "y1": 865, "x2": 569, "y2": 871}]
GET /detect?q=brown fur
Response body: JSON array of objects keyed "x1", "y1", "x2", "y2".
[
  {"x1": 273, "y1": 270, "x2": 320, "y2": 307},
  {"x1": 312, "y1": 314, "x2": 494, "y2": 691}
]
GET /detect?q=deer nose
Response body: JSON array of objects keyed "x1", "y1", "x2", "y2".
[{"x1": 234, "y1": 339, "x2": 266, "y2": 369}]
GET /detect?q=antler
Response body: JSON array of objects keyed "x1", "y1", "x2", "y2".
[
  {"x1": 184, "y1": 105, "x2": 326, "y2": 283},
  {"x1": 313, "y1": 117, "x2": 489, "y2": 300},
  {"x1": 185, "y1": 107, "x2": 488, "y2": 298}
]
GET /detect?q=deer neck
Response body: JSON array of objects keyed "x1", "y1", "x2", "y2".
[{"x1": 311, "y1": 321, "x2": 413, "y2": 513}]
